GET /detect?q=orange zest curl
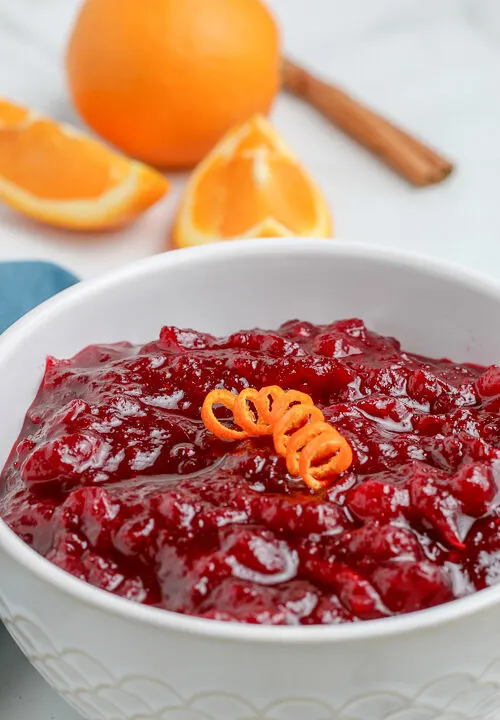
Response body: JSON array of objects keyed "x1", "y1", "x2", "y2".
[
  {"x1": 201, "y1": 385, "x2": 353, "y2": 491},
  {"x1": 272, "y1": 404, "x2": 324, "y2": 457},
  {"x1": 201, "y1": 389, "x2": 248, "y2": 441},
  {"x1": 299, "y1": 429, "x2": 354, "y2": 491},
  {"x1": 269, "y1": 390, "x2": 315, "y2": 426},
  {"x1": 233, "y1": 388, "x2": 274, "y2": 436},
  {"x1": 285, "y1": 420, "x2": 334, "y2": 476},
  {"x1": 255, "y1": 385, "x2": 285, "y2": 425}
]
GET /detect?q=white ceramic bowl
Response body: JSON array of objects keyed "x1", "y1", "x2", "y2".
[{"x1": 2, "y1": 239, "x2": 500, "y2": 720}]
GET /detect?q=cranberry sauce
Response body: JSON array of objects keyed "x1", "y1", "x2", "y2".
[{"x1": 2, "y1": 319, "x2": 500, "y2": 625}]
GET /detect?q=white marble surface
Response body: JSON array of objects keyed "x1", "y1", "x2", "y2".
[
  {"x1": 1, "y1": 1, "x2": 500, "y2": 718},
  {"x1": 0, "y1": 0, "x2": 499, "y2": 280}
]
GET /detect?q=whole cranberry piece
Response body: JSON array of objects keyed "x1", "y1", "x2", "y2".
[
  {"x1": 477, "y1": 366, "x2": 500, "y2": 398},
  {"x1": 346, "y1": 479, "x2": 409, "y2": 523}
]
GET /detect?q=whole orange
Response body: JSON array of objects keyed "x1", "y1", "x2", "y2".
[{"x1": 66, "y1": 0, "x2": 280, "y2": 168}]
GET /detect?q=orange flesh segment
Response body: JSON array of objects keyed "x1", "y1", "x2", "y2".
[
  {"x1": 234, "y1": 126, "x2": 277, "y2": 153},
  {"x1": 192, "y1": 152, "x2": 318, "y2": 237},
  {"x1": 0, "y1": 99, "x2": 30, "y2": 128},
  {"x1": 173, "y1": 114, "x2": 333, "y2": 247},
  {"x1": 0, "y1": 119, "x2": 130, "y2": 200}
]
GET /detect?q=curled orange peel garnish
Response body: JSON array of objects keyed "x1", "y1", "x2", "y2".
[
  {"x1": 201, "y1": 389, "x2": 248, "y2": 441},
  {"x1": 256, "y1": 385, "x2": 285, "y2": 425},
  {"x1": 299, "y1": 430, "x2": 353, "y2": 491},
  {"x1": 285, "y1": 420, "x2": 334, "y2": 476},
  {"x1": 234, "y1": 388, "x2": 273, "y2": 436},
  {"x1": 269, "y1": 390, "x2": 314, "y2": 426},
  {"x1": 273, "y1": 404, "x2": 324, "y2": 457},
  {"x1": 201, "y1": 385, "x2": 353, "y2": 490}
]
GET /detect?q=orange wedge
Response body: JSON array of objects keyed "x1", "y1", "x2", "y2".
[
  {"x1": 0, "y1": 99, "x2": 169, "y2": 230},
  {"x1": 172, "y1": 114, "x2": 333, "y2": 248}
]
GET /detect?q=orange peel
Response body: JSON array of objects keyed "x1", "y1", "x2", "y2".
[
  {"x1": 255, "y1": 385, "x2": 285, "y2": 425},
  {"x1": 201, "y1": 389, "x2": 248, "y2": 441},
  {"x1": 299, "y1": 431, "x2": 353, "y2": 491},
  {"x1": 269, "y1": 390, "x2": 315, "y2": 426},
  {"x1": 233, "y1": 387, "x2": 273, "y2": 436},
  {"x1": 201, "y1": 385, "x2": 353, "y2": 490},
  {"x1": 273, "y1": 404, "x2": 325, "y2": 457},
  {"x1": 285, "y1": 421, "x2": 335, "y2": 476}
]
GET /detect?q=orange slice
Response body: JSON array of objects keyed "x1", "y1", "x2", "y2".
[
  {"x1": 0, "y1": 99, "x2": 169, "y2": 230},
  {"x1": 172, "y1": 114, "x2": 333, "y2": 248}
]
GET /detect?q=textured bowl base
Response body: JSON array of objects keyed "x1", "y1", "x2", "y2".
[{"x1": 2, "y1": 593, "x2": 500, "y2": 720}]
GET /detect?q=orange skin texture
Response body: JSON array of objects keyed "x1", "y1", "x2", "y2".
[{"x1": 66, "y1": 0, "x2": 281, "y2": 168}]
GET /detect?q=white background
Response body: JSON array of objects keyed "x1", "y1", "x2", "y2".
[
  {"x1": 1, "y1": 1, "x2": 500, "y2": 718},
  {"x1": 0, "y1": 0, "x2": 499, "y2": 280}
]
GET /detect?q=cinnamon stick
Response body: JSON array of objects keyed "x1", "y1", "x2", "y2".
[{"x1": 282, "y1": 58, "x2": 453, "y2": 187}]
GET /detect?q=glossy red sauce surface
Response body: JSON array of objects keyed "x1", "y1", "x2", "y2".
[{"x1": 2, "y1": 319, "x2": 500, "y2": 625}]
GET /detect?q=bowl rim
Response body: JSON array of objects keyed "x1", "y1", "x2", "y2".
[{"x1": 2, "y1": 237, "x2": 500, "y2": 644}]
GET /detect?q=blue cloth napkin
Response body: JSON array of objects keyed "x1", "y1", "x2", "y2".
[{"x1": 0, "y1": 261, "x2": 79, "y2": 334}]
